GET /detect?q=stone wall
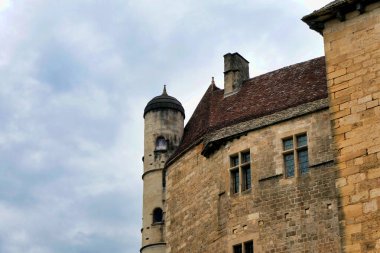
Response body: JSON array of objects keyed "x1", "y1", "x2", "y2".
[
  {"x1": 165, "y1": 109, "x2": 339, "y2": 253},
  {"x1": 323, "y1": 2, "x2": 380, "y2": 252}
]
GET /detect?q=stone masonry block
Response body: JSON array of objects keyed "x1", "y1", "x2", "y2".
[
  {"x1": 340, "y1": 101, "x2": 354, "y2": 110},
  {"x1": 368, "y1": 145, "x2": 380, "y2": 155},
  {"x1": 343, "y1": 203, "x2": 363, "y2": 218},
  {"x1": 330, "y1": 68, "x2": 347, "y2": 79},
  {"x1": 344, "y1": 243, "x2": 361, "y2": 252},
  {"x1": 331, "y1": 82, "x2": 349, "y2": 93},
  {"x1": 368, "y1": 167, "x2": 380, "y2": 179},
  {"x1": 353, "y1": 53, "x2": 370, "y2": 64},
  {"x1": 347, "y1": 173, "x2": 366, "y2": 184},
  {"x1": 336, "y1": 177, "x2": 347, "y2": 188},
  {"x1": 331, "y1": 105, "x2": 340, "y2": 113},
  {"x1": 350, "y1": 191, "x2": 369, "y2": 203},
  {"x1": 351, "y1": 90, "x2": 365, "y2": 100},
  {"x1": 351, "y1": 103, "x2": 367, "y2": 113},
  {"x1": 334, "y1": 73, "x2": 356, "y2": 85},
  {"x1": 345, "y1": 223, "x2": 362, "y2": 235},
  {"x1": 370, "y1": 188, "x2": 380, "y2": 199},
  {"x1": 335, "y1": 125, "x2": 352, "y2": 135},
  {"x1": 358, "y1": 95, "x2": 372, "y2": 104},
  {"x1": 354, "y1": 157, "x2": 364, "y2": 165},
  {"x1": 340, "y1": 183, "x2": 355, "y2": 196},
  {"x1": 340, "y1": 148, "x2": 367, "y2": 162},
  {"x1": 331, "y1": 108, "x2": 351, "y2": 120},
  {"x1": 366, "y1": 100, "x2": 379, "y2": 109},
  {"x1": 348, "y1": 76, "x2": 362, "y2": 86},
  {"x1": 335, "y1": 87, "x2": 355, "y2": 98},
  {"x1": 331, "y1": 94, "x2": 352, "y2": 105},
  {"x1": 339, "y1": 164, "x2": 360, "y2": 177},
  {"x1": 363, "y1": 199, "x2": 378, "y2": 214}
]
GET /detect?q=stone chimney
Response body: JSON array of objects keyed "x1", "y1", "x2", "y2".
[{"x1": 224, "y1": 52, "x2": 249, "y2": 96}]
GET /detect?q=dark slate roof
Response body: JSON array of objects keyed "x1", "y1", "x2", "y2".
[
  {"x1": 302, "y1": 0, "x2": 379, "y2": 33},
  {"x1": 167, "y1": 56, "x2": 327, "y2": 164},
  {"x1": 144, "y1": 87, "x2": 185, "y2": 118}
]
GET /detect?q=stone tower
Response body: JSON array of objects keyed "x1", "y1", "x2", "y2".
[
  {"x1": 303, "y1": 1, "x2": 380, "y2": 251},
  {"x1": 141, "y1": 86, "x2": 185, "y2": 253}
]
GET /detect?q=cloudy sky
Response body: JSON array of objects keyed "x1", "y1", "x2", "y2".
[{"x1": 0, "y1": 0, "x2": 332, "y2": 252}]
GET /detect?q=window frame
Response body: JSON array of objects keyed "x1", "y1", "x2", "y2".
[
  {"x1": 282, "y1": 133, "x2": 309, "y2": 178},
  {"x1": 230, "y1": 150, "x2": 252, "y2": 194}
]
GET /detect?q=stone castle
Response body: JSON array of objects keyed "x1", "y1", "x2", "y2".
[{"x1": 141, "y1": 0, "x2": 380, "y2": 252}]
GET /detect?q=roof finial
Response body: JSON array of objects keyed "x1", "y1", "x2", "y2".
[
  {"x1": 162, "y1": 84, "x2": 168, "y2": 95},
  {"x1": 210, "y1": 77, "x2": 216, "y2": 91}
]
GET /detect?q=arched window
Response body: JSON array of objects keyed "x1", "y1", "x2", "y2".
[
  {"x1": 153, "y1": 208, "x2": 163, "y2": 223},
  {"x1": 155, "y1": 136, "x2": 167, "y2": 151}
]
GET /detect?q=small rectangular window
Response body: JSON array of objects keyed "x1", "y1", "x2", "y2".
[
  {"x1": 231, "y1": 169, "x2": 239, "y2": 194},
  {"x1": 233, "y1": 244, "x2": 242, "y2": 253},
  {"x1": 244, "y1": 240, "x2": 254, "y2": 253},
  {"x1": 242, "y1": 165, "x2": 251, "y2": 191}
]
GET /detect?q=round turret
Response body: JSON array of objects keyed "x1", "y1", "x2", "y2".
[{"x1": 141, "y1": 85, "x2": 185, "y2": 253}]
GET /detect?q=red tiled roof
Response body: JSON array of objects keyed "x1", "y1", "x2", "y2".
[{"x1": 168, "y1": 56, "x2": 327, "y2": 164}]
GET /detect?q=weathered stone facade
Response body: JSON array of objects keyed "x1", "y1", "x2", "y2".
[{"x1": 165, "y1": 109, "x2": 340, "y2": 253}]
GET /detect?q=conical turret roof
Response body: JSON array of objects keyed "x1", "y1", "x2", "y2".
[{"x1": 143, "y1": 85, "x2": 185, "y2": 118}]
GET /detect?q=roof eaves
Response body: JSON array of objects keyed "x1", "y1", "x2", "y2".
[
  {"x1": 302, "y1": 0, "x2": 379, "y2": 34},
  {"x1": 201, "y1": 98, "x2": 329, "y2": 157}
]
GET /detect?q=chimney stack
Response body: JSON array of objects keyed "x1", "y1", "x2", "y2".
[{"x1": 224, "y1": 53, "x2": 249, "y2": 96}]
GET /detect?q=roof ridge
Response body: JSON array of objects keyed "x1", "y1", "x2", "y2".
[{"x1": 244, "y1": 56, "x2": 325, "y2": 84}]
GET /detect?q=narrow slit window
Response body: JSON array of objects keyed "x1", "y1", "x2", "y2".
[
  {"x1": 242, "y1": 165, "x2": 251, "y2": 191},
  {"x1": 231, "y1": 169, "x2": 239, "y2": 194}
]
